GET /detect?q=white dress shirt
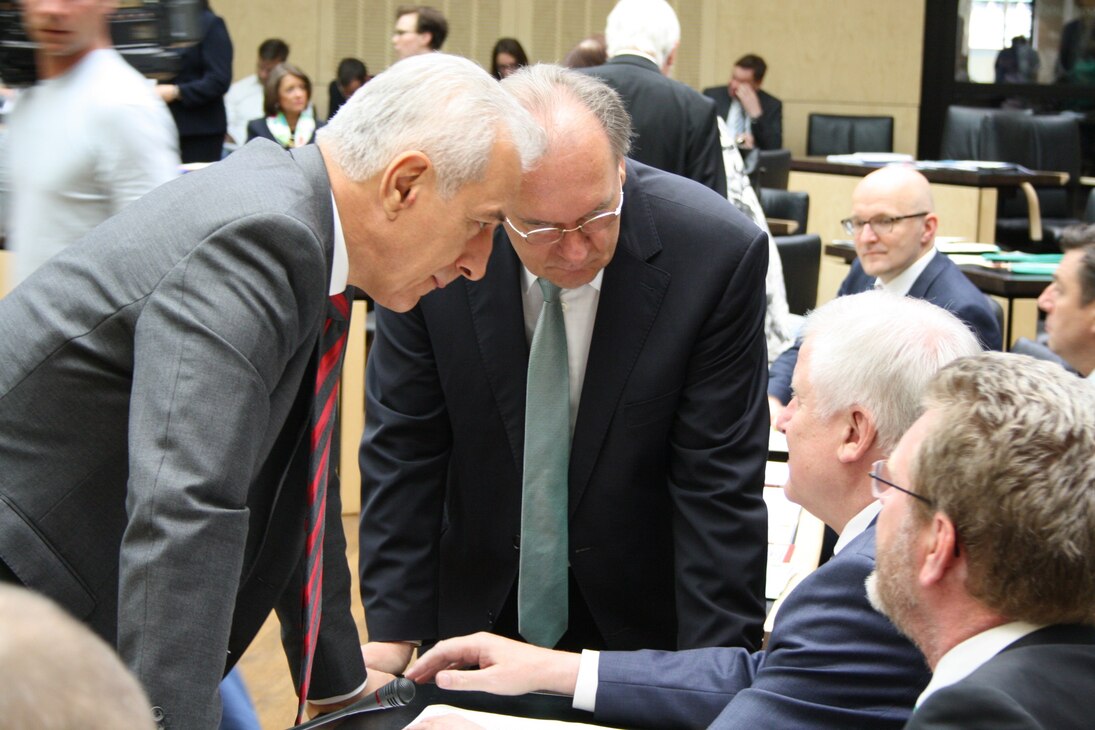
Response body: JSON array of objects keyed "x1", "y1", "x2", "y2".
[
  {"x1": 915, "y1": 621, "x2": 1045, "y2": 707},
  {"x1": 874, "y1": 247, "x2": 937, "y2": 296},
  {"x1": 520, "y1": 267, "x2": 603, "y2": 434}
]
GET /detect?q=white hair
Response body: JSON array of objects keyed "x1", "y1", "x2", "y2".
[
  {"x1": 801, "y1": 291, "x2": 981, "y2": 452},
  {"x1": 604, "y1": 0, "x2": 681, "y2": 68},
  {"x1": 317, "y1": 53, "x2": 546, "y2": 198}
]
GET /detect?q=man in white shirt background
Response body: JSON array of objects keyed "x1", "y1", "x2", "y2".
[
  {"x1": 0, "y1": 0, "x2": 179, "y2": 287},
  {"x1": 869, "y1": 351, "x2": 1095, "y2": 728},
  {"x1": 223, "y1": 37, "x2": 288, "y2": 152}
]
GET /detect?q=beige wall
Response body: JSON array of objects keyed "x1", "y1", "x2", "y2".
[{"x1": 216, "y1": 0, "x2": 925, "y2": 154}]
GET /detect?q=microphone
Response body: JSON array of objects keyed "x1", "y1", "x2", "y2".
[{"x1": 288, "y1": 677, "x2": 416, "y2": 729}]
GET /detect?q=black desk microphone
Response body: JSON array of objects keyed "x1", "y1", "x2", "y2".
[{"x1": 289, "y1": 677, "x2": 416, "y2": 729}]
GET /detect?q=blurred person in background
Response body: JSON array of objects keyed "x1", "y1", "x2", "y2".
[
  {"x1": 328, "y1": 57, "x2": 368, "y2": 118},
  {"x1": 247, "y1": 63, "x2": 317, "y2": 149},
  {"x1": 224, "y1": 37, "x2": 288, "y2": 152},
  {"x1": 562, "y1": 33, "x2": 607, "y2": 69},
  {"x1": 491, "y1": 37, "x2": 528, "y2": 79},
  {"x1": 0, "y1": 0, "x2": 178, "y2": 287},
  {"x1": 392, "y1": 5, "x2": 447, "y2": 60},
  {"x1": 157, "y1": 0, "x2": 232, "y2": 163}
]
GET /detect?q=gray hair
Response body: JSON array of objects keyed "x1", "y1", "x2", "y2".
[
  {"x1": 605, "y1": 0, "x2": 681, "y2": 68},
  {"x1": 801, "y1": 291, "x2": 981, "y2": 453},
  {"x1": 499, "y1": 63, "x2": 632, "y2": 161},
  {"x1": 913, "y1": 352, "x2": 1095, "y2": 625},
  {"x1": 317, "y1": 53, "x2": 545, "y2": 198}
]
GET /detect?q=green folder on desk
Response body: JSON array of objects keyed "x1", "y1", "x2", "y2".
[{"x1": 980, "y1": 252, "x2": 1060, "y2": 276}]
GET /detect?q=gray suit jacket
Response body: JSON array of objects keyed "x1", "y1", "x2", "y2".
[{"x1": 0, "y1": 140, "x2": 365, "y2": 728}]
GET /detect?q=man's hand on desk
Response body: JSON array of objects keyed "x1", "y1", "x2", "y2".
[
  {"x1": 361, "y1": 640, "x2": 416, "y2": 675},
  {"x1": 404, "y1": 632, "x2": 580, "y2": 697}
]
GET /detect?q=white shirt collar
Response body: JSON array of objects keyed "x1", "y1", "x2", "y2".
[
  {"x1": 833, "y1": 500, "x2": 882, "y2": 555},
  {"x1": 875, "y1": 246, "x2": 936, "y2": 297},
  {"x1": 520, "y1": 266, "x2": 604, "y2": 295},
  {"x1": 329, "y1": 193, "x2": 348, "y2": 295},
  {"x1": 916, "y1": 621, "x2": 1045, "y2": 707}
]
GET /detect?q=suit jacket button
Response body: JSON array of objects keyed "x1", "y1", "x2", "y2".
[
  {"x1": 151, "y1": 706, "x2": 165, "y2": 728},
  {"x1": 512, "y1": 534, "x2": 520, "y2": 550}
]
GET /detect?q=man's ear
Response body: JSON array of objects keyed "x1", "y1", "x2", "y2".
[
  {"x1": 919, "y1": 513, "x2": 961, "y2": 587},
  {"x1": 837, "y1": 406, "x2": 877, "y2": 463},
  {"x1": 380, "y1": 151, "x2": 432, "y2": 220},
  {"x1": 922, "y1": 212, "x2": 939, "y2": 245}
]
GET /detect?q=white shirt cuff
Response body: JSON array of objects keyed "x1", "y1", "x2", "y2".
[
  {"x1": 572, "y1": 649, "x2": 600, "y2": 712},
  {"x1": 308, "y1": 679, "x2": 368, "y2": 707}
]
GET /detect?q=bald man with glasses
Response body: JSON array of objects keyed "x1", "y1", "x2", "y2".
[
  {"x1": 768, "y1": 165, "x2": 1001, "y2": 422},
  {"x1": 359, "y1": 65, "x2": 771, "y2": 677}
]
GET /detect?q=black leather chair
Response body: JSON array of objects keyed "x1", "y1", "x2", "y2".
[
  {"x1": 983, "y1": 113, "x2": 1084, "y2": 252},
  {"x1": 938, "y1": 105, "x2": 1031, "y2": 160},
  {"x1": 776, "y1": 235, "x2": 821, "y2": 316},
  {"x1": 754, "y1": 148, "x2": 792, "y2": 190},
  {"x1": 806, "y1": 113, "x2": 894, "y2": 156},
  {"x1": 760, "y1": 189, "x2": 819, "y2": 315},
  {"x1": 760, "y1": 188, "x2": 809, "y2": 233}
]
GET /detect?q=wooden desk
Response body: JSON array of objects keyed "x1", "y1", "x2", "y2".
[
  {"x1": 790, "y1": 158, "x2": 1065, "y2": 304},
  {"x1": 822, "y1": 242, "x2": 1050, "y2": 346}
]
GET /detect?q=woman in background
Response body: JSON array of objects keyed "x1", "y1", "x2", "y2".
[
  {"x1": 490, "y1": 37, "x2": 528, "y2": 79},
  {"x1": 247, "y1": 63, "x2": 316, "y2": 149}
]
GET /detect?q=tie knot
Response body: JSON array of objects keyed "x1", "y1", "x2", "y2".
[{"x1": 537, "y1": 278, "x2": 561, "y2": 304}]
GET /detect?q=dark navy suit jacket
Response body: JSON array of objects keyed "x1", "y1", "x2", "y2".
[
  {"x1": 595, "y1": 523, "x2": 931, "y2": 729},
  {"x1": 360, "y1": 160, "x2": 769, "y2": 653},
  {"x1": 702, "y1": 85, "x2": 784, "y2": 151},
  {"x1": 769, "y1": 253, "x2": 1003, "y2": 403},
  {"x1": 907, "y1": 624, "x2": 1095, "y2": 729}
]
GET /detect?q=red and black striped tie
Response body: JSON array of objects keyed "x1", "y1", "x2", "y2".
[{"x1": 296, "y1": 291, "x2": 350, "y2": 724}]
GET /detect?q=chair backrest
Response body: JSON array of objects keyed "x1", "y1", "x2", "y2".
[
  {"x1": 938, "y1": 105, "x2": 1030, "y2": 160},
  {"x1": 983, "y1": 113, "x2": 1082, "y2": 219},
  {"x1": 1086, "y1": 187, "x2": 1095, "y2": 223},
  {"x1": 776, "y1": 234, "x2": 821, "y2": 316},
  {"x1": 755, "y1": 148, "x2": 792, "y2": 190},
  {"x1": 759, "y1": 188, "x2": 809, "y2": 233},
  {"x1": 806, "y1": 113, "x2": 894, "y2": 156}
]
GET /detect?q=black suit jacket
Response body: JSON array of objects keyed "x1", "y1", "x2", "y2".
[
  {"x1": 702, "y1": 85, "x2": 784, "y2": 151},
  {"x1": 165, "y1": 9, "x2": 232, "y2": 137},
  {"x1": 360, "y1": 160, "x2": 769, "y2": 653},
  {"x1": 580, "y1": 56, "x2": 727, "y2": 196},
  {"x1": 769, "y1": 253, "x2": 1003, "y2": 404},
  {"x1": 0, "y1": 141, "x2": 364, "y2": 727},
  {"x1": 906, "y1": 624, "x2": 1095, "y2": 729}
]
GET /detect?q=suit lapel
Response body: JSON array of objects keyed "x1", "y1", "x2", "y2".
[
  {"x1": 569, "y1": 166, "x2": 670, "y2": 512},
  {"x1": 466, "y1": 237, "x2": 531, "y2": 477},
  {"x1": 907, "y1": 252, "x2": 946, "y2": 298}
]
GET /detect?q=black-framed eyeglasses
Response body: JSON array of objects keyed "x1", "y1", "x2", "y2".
[
  {"x1": 841, "y1": 212, "x2": 929, "y2": 236},
  {"x1": 869, "y1": 459, "x2": 933, "y2": 505},
  {"x1": 505, "y1": 188, "x2": 624, "y2": 246}
]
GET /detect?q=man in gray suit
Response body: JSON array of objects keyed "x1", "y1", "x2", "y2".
[{"x1": 0, "y1": 53, "x2": 543, "y2": 729}]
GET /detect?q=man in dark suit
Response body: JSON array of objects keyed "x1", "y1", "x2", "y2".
[
  {"x1": 578, "y1": 0, "x2": 726, "y2": 195},
  {"x1": 768, "y1": 165, "x2": 1002, "y2": 418},
  {"x1": 703, "y1": 53, "x2": 784, "y2": 151},
  {"x1": 1037, "y1": 223, "x2": 1095, "y2": 378},
  {"x1": 359, "y1": 64, "x2": 768, "y2": 676},
  {"x1": 869, "y1": 352, "x2": 1095, "y2": 729},
  {"x1": 0, "y1": 53, "x2": 543, "y2": 728},
  {"x1": 405, "y1": 291, "x2": 982, "y2": 729}
]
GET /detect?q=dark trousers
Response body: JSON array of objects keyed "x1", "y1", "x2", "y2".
[{"x1": 180, "y1": 133, "x2": 225, "y2": 164}]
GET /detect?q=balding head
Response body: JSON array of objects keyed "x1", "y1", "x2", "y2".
[{"x1": 846, "y1": 165, "x2": 938, "y2": 284}]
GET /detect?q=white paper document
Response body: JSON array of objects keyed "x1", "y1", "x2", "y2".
[{"x1": 412, "y1": 704, "x2": 622, "y2": 729}]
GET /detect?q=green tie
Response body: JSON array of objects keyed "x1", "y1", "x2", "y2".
[{"x1": 518, "y1": 278, "x2": 570, "y2": 647}]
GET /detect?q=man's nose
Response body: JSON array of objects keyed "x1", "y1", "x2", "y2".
[{"x1": 458, "y1": 227, "x2": 494, "y2": 281}]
